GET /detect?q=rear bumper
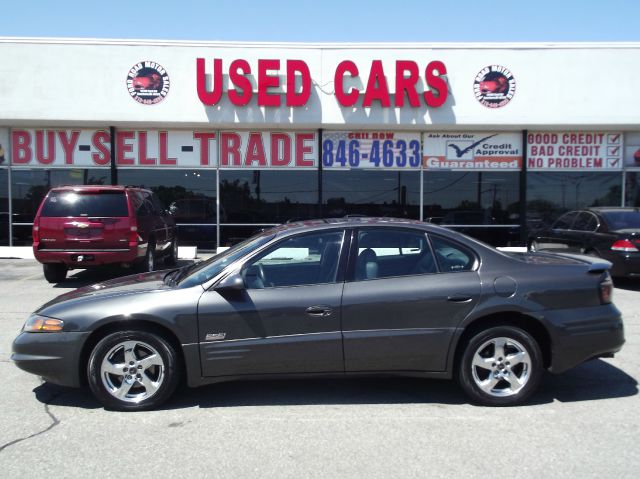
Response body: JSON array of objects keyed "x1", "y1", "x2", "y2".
[
  {"x1": 608, "y1": 252, "x2": 640, "y2": 278},
  {"x1": 543, "y1": 304, "x2": 625, "y2": 374},
  {"x1": 11, "y1": 331, "x2": 92, "y2": 388},
  {"x1": 34, "y1": 244, "x2": 143, "y2": 267}
]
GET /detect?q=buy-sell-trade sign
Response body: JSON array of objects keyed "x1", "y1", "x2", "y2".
[{"x1": 422, "y1": 132, "x2": 522, "y2": 170}]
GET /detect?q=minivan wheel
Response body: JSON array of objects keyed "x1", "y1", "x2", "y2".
[
  {"x1": 43, "y1": 263, "x2": 67, "y2": 283},
  {"x1": 165, "y1": 238, "x2": 178, "y2": 266},
  {"x1": 87, "y1": 330, "x2": 179, "y2": 411},
  {"x1": 458, "y1": 326, "x2": 543, "y2": 406},
  {"x1": 137, "y1": 241, "x2": 156, "y2": 273}
]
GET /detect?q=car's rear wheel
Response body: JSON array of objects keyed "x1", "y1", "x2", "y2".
[
  {"x1": 88, "y1": 330, "x2": 179, "y2": 411},
  {"x1": 43, "y1": 263, "x2": 67, "y2": 283},
  {"x1": 165, "y1": 238, "x2": 178, "y2": 266},
  {"x1": 458, "y1": 326, "x2": 543, "y2": 406},
  {"x1": 137, "y1": 241, "x2": 156, "y2": 273}
]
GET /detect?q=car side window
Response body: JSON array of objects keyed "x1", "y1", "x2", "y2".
[
  {"x1": 429, "y1": 235, "x2": 476, "y2": 273},
  {"x1": 133, "y1": 191, "x2": 151, "y2": 217},
  {"x1": 573, "y1": 212, "x2": 598, "y2": 232},
  {"x1": 553, "y1": 211, "x2": 578, "y2": 230},
  {"x1": 242, "y1": 231, "x2": 344, "y2": 289},
  {"x1": 150, "y1": 193, "x2": 166, "y2": 215},
  {"x1": 354, "y1": 229, "x2": 436, "y2": 281}
]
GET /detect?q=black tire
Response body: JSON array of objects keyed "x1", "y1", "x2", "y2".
[
  {"x1": 457, "y1": 326, "x2": 543, "y2": 406},
  {"x1": 87, "y1": 330, "x2": 179, "y2": 411},
  {"x1": 43, "y1": 263, "x2": 67, "y2": 283},
  {"x1": 165, "y1": 238, "x2": 178, "y2": 266},
  {"x1": 137, "y1": 240, "x2": 156, "y2": 273}
]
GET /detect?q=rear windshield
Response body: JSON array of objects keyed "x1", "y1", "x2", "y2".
[
  {"x1": 602, "y1": 211, "x2": 640, "y2": 230},
  {"x1": 40, "y1": 191, "x2": 129, "y2": 217}
]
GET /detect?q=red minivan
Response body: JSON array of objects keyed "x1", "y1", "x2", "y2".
[{"x1": 33, "y1": 186, "x2": 178, "y2": 283}]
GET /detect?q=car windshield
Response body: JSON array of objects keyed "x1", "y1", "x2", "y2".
[
  {"x1": 178, "y1": 231, "x2": 275, "y2": 288},
  {"x1": 41, "y1": 191, "x2": 129, "y2": 217},
  {"x1": 602, "y1": 211, "x2": 640, "y2": 230}
]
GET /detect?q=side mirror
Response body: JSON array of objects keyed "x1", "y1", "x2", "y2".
[{"x1": 214, "y1": 272, "x2": 245, "y2": 291}]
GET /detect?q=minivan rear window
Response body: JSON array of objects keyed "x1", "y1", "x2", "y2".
[{"x1": 40, "y1": 191, "x2": 129, "y2": 217}]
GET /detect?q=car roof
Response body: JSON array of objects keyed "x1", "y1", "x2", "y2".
[
  {"x1": 265, "y1": 216, "x2": 469, "y2": 239},
  {"x1": 49, "y1": 185, "x2": 148, "y2": 193},
  {"x1": 587, "y1": 207, "x2": 640, "y2": 214}
]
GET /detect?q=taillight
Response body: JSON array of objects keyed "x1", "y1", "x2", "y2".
[
  {"x1": 129, "y1": 225, "x2": 139, "y2": 244},
  {"x1": 32, "y1": 223, "x2": 40, "y2": 243},
  {"x1": 599, "y1": 275, "x2": 613, "y2": 304},
  {"x1": 611, "y1": 239, "x2": 638, "y2": 252}
]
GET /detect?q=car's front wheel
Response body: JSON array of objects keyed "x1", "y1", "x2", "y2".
[
  {"x1": 87, "y1": 330, "x2": 179, "y2": 411},
  {"x1": 458, "y1": 326, "x2": 543, "y2": 406}
]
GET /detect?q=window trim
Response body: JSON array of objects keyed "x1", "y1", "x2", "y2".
[
  {"x1": 346, "y1": 226, "x2": 443, "y2": 283},
  {"x1": 240, "y1": 228, "x2": 349, "y2": 290}
]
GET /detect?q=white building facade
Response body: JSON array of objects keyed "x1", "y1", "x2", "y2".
[{"x1": 1, "y1": 38, "x2": 639, "y2": 248}]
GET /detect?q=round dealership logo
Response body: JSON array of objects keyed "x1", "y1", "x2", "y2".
[
  {"x1": 473, "y1": 65, "x2": 515, "y2": 108},
  {"x1": 126, "y1": 61, "x2": 170, "y2": 105}
]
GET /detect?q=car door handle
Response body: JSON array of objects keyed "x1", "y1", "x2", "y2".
[
  {"x1": 447, "y1": 294, "x2": 473, "y2": 303},
  {"x1": 305, "y1": 306, "x2": 333, "y2": 317}
]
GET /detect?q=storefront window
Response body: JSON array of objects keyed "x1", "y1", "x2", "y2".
[
  {"x1": 527, "y1": 172, "x2": 622, "y2": 230},
  {"x1": 11, "y1": 168, "x2": 110, "y2": 245},
  {"x1": 118, "y1": 169, "x2": 218, "y2": 249},
  {"x1": 423, "y1": 171, "x2": 520, "y2": 246},
  {"x1": 220, "y1": 170, "x2": 319, "y2": 224},
  {"x1": 625, "y1": 172, "x2": 640, "y2": 207},
  {"x1": 0, "y1": 168, "x2": 8, "y2": 245},
  {"x1": 322, "y1": 170, "x2": 419, "y2": 219}
]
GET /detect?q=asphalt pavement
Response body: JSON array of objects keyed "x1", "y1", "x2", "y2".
[{"x1": 0, "y1": 259, "x2": 638, "y2": 478}]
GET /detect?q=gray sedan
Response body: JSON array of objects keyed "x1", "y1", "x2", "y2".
[{"x1": 12, "y1": 218, "x2": 625, "y2": 411}]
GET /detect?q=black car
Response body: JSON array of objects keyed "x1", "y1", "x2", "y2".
[
  {"x1": 528, "y1": 207, "x2": 640, "y2": 278},
  {"x1": 12, "y1": 218, "x2": 624, "y2": 411}
]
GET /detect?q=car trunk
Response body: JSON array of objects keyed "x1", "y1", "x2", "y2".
[{"x1": 37, "y1": 190, "x2": 132, "y2": 251}]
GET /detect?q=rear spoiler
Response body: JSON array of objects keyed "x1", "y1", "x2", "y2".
[{"x1": 553, "y1": 253, "x2": 612, "y2": 273}]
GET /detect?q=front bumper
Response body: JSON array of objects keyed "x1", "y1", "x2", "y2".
[
  {"x1": 542, "y1": 303, "x2": 625, "y2": 374},
  {"x1": 11, "y1": 331, "x2": 91, "y2": 388}
]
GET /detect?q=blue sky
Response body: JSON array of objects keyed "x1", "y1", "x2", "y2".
[{"x1": 2, "y1": 0, "x2": 639, "y2": 42}]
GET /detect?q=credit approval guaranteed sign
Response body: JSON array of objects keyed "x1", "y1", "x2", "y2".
[{"x1": 422, "y1": 132, "x2": 522, "y2": 170}]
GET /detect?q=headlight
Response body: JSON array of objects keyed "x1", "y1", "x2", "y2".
[{"x1": 23, "y1": 314, "x2": 64, "y2": 332}]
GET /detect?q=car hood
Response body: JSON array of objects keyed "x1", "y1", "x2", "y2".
[{"x1": 36, "y1": 269, "x2": 177, "y2": 313}]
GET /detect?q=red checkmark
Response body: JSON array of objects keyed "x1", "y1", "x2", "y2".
[
  {"x1": 609, "y1": 146, "x2": 620, "y2": 155},
  {"x1": 608, "y1": 134, "x2": 621, "y2": 143},
  {"x1": 608, "y1": 158, "x2": 620, "y2": 167}
]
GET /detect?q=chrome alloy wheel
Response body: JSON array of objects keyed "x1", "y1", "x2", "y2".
[
  {"x1": 470, "y1": 337, "x2": 531, "y2": 397},
  {"x1": 100, "y1": 340, "x2": 165, "y2": 403},
  {"x1": 147, "y1": 247, "x2": 155, "y2": 272}
]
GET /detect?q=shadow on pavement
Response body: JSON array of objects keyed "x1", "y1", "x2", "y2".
[
  {"x1": 613, "y1": 278, "x2": 640, "y2": 292},
  {"x1": 34, "y1": 358, "x2": 637, "y2": 411}
]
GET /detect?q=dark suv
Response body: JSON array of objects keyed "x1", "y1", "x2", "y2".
[{"x1": 33, "y1": 186, "x2": 178, "y2": 283}]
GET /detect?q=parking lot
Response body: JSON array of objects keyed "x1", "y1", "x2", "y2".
[{"x1": 0, "y1": 259, "x2": 638, "y2": 478}]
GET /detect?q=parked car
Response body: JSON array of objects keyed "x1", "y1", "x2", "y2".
[
  {"x1": 13, "y1": 217, "x2": 623, "y2": 411},
  {"x1": 528, "y1": 207, "x2": 640, "y2": 278},
  {"x1": 32, "y1": 185, "x2": 178, "y2": 283}
]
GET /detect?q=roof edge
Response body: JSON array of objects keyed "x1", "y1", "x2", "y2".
[{"x1": 0, "y1": 37, "x2": 639, "y2": 50}]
